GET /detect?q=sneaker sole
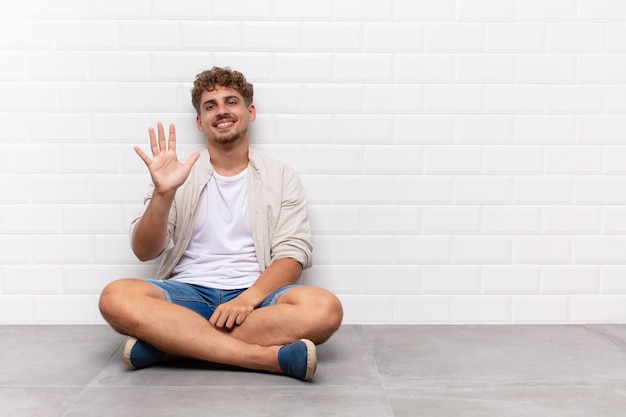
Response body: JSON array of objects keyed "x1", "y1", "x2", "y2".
[
  {"x1": 302, "y1": 339, "x2": 317, "y2": 381},
  {"x1": 122, "y1": 337, "x2": 138, "y2": 370}
]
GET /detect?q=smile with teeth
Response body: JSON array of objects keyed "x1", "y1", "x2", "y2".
[{"x1": 216, "y1": 120, "x2": 235, "y2": 129}]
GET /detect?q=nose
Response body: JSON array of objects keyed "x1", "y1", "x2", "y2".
[{"x1": 216, "y1": 105, "x2": 229, "y2": 117}]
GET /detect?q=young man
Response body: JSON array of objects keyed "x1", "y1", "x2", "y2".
[{"x1": 99, "y1": 67, "x2": 343, "y2": 381}]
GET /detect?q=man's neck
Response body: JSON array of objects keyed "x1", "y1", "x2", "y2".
[{"x1": 208, "y1": 140, "x2": 250, "y2": 177}]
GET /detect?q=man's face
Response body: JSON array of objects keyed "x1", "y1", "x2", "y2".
[{"x1": 196, "y1": 86, "x2": 256, "y2": 145}]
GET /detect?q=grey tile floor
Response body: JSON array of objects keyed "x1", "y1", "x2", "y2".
[{"x1": 1, "y1": 324, "x2": 626, "y2": 416}]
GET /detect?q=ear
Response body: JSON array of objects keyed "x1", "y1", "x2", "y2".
[
  {"x1": 196, "y1": 114, "x2": 203, "y2": 132},
  {"x1": 248, "y1": 104, "x2": 256, "y2": 122}
]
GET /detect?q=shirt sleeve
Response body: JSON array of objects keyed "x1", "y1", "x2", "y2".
[{"x1": 269, "y1": 166, "x2": 313, "y2": 269}]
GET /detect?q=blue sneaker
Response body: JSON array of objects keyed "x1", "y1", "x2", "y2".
[
  {"x1": 277, "y1": 339, "x2": 317, "y2": 381},
  {"x1": 123, "y1": 337, "x2": 168, "y2": 370}
]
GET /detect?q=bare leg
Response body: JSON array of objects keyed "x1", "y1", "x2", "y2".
[
  {"x1": 99, "y1": 279, "x2": 282, "y2": 373},
  {"x1": 228, "y1": 286, "x2": 343, "y2": 346}
]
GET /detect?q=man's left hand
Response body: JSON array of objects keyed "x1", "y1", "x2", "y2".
[{"x1": 208, "y1": 295, "x2": 256, "y2": 331}]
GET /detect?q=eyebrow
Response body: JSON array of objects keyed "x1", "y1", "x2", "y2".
[{"x1": 202, "y1": 95, "x2": 240, "y2": 107}]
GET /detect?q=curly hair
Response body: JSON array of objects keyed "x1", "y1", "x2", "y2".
[{"x1": 191, "y1": 67, "x2": 254, "y2": 115}]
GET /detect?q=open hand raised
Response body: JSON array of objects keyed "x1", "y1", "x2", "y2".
[{"x1": 134, "y1": 122, "x2": 200, "y2": 196}]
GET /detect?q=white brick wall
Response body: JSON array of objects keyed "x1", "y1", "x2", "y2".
[{"x1": 1, "y1": 0, "x2": 625, "y2": 324}]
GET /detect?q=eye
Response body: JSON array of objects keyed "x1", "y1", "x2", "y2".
[{"x1": 204, "y1": 104, "x2": 216, "y2": 111}]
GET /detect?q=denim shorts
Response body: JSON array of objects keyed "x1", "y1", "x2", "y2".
[{"x1": 147, "y1": 279, "x2": 299, "y2": 320}]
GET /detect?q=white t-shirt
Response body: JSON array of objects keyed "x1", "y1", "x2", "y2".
[{"x1": 170, "y1": 168, "x2": 261, "y2": 289}]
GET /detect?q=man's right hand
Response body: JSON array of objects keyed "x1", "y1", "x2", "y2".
[{"x1": 134, "y1": 122, "x2": 200, "y2": 196}]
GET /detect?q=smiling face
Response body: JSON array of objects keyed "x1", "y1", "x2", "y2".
[{"x1": 196, "y1": 86, "x2": 256, "y2": 146}]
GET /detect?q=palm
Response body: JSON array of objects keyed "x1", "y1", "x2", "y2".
[{"x1": 147, "y1": 149, "x2": 189, "y2": 191}]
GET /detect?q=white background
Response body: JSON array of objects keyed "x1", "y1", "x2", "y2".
[{"x1": 1, "y1": 0, "x2": 626, "y2": 324}]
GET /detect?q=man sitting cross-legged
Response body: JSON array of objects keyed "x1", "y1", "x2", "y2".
[{"x1": 99, "y1": 67, "x2": 343, "y2": 381}]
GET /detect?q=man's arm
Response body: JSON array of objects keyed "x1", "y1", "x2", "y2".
[
  {"x1": 132, "y1": 122, "x2": 200, "y2": 261},
  {"x1": 131, "y1": 190, "x2": 176, "y2": 261},
  {"x1": 208, "y1": 257, "x2": 303, "y2": 330}
]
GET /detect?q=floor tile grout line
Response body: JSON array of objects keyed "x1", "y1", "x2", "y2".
[
  {"x1": 59, "y1": 337, "x2": 126, "y2": 417},
  {"x1": 361, "y1": 325, "x2": 397, "y2": 417},
  {"x1": 60, "y1": 384, "x2": 90, "y2": 417},
  {"x1": 584, "y1": 324, "x2": 626, "y2": 352}
]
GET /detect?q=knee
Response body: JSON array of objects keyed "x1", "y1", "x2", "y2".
[
  {"x1": 310, "y1": 290, "x2": 343, "y2": 344},
  {"x1": 322, "y1": 292, "x2": 343, "y2": 333},
  {"x1": 99, "y1": 279, "x2": 125, "y2": 322},
  {"x1": 98, "y1": 279, "x2": 142, "y2": 326}
]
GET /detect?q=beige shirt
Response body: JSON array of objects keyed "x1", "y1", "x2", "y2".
[{"x1": 130, "y1": 148, "x2": 313, "y2": 280}]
